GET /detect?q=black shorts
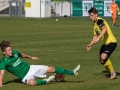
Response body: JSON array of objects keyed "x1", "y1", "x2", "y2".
[{"x1": 100, "y1": 43, "x2": 117, "y2": 58}]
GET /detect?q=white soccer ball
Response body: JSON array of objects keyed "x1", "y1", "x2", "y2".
[
  {"x1": 56, "y1": 19, "x2": 58, "y2": 21},
  {"x1": 54, "y1": 74, "x2": 65, "y2": 82}
]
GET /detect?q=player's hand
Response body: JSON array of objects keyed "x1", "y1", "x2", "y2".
[
  {"x1": 110, "y1": 11, "x2": 113, "y2": 15},
  {"x1": 86, "y1": 45, "x2": 92, "y2": 51},
  {"x1": 31, "y1": 57, "x2": 39, "y2": 60},
  {"x1": 93, "y1": 38, "x2": 99, "y2": 44}
]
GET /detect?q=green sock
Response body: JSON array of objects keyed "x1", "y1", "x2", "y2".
[
  {"x1": 36, "y1": 80, "x2": 47, "y2": 85},
  {"x1": 55, "y1": 67, "x2": 74, "y2": 75}
]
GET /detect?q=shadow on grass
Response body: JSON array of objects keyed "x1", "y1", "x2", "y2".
[
  {"x1": 116, "y1": 25, "x2": 119, "y2": 27},
  {"x1": 93, "y1": 70, "x2": 120, "y2": 79},
  {"x1": 3, "y1": 79, "x2": 84, "y2": 85},
  {"x1": 54, "y1": 80, "x2": 84, "y2": 83},
  {"x1": 3, "y1": 79, "x2": 22, "y2": 85}
]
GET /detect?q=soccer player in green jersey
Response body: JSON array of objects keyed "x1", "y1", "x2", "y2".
[
  {"x1": 0, "y1": 40, "x2": 80, "y2": 87},
  {"x1": 86, "y1": 7, "x2": 117, "y2": 79}
]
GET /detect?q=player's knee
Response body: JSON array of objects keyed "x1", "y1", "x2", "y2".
[
  {"x1": 101, "y1": 53, "x2": 108, "y2": 60},
  {"x1": 27, "y1": 79, "x2": 36, "y2": 86},
  {"x1": 100, "y1": 54, "x2": 108, "y2": 64},
  {"x1": 47, "y1": 67, "x2": 55, "y2": 72},
  {"x1": 100, "y1": 57, "x2": 108, "y2": 65},
  {"x1": 101, "y1": 54, "x2": 107, "y2": 60},
  {"x1": 101, "y1": 56, "x2": 106, "y2": 61}
]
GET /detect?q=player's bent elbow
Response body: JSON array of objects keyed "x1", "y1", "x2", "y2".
[{"x1": 27, "y1": 79, "x2": 36, "y2": 86}]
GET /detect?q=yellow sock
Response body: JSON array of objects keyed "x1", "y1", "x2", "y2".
[{"x1": 103, "y1": 59, "x2": 114, "y2": 73}]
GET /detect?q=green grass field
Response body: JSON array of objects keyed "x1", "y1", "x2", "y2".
[{"x1": 0, "y1": 17, "x2": 120, "y2": 90}]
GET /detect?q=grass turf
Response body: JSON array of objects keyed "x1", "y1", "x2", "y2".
[{"x1": 0, "y1": 17, "x2": 120, "y2": 90}]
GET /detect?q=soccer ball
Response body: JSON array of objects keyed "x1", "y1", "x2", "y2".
[
  {"x1": 54, "y1": 73, "x2": 65, "y2": 82},
  {"x1": 56, "y1": 19, "x2": 58, "y2": 21}
]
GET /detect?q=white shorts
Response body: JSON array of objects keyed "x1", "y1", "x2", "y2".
[{"x1": 22, "y1": 65, "x2": 48, "y2": 84}]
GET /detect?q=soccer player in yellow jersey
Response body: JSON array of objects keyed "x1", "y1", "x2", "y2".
[{"x1": 86, "y1": 7, "x2": 117, "y2": 79}]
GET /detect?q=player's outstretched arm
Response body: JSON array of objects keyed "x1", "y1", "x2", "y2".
[
  {"x1": 0, "y1": 70, "x2": 4, "y2": 87},
  {"x1": 86, "y1": 35, "x2": 97, "y2": 51},
  {"x1": 20, "y1": 53, "x2": 39, "y2": 60}
]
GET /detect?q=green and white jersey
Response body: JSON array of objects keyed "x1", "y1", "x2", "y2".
[{"x1": 0, "y1": 50, "x2": 30, "y2": 79}]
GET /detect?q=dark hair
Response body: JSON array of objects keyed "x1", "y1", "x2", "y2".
[
  {"x1": 0, "y1": 40, "x2": 10, "y2": 52},
  {"x1": 88, "y1": 7, "x2": 98, "y2": 14}
]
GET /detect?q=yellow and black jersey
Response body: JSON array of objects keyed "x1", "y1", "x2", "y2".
[{"x1": 93, "y1": 17, "x2": 117, "y2": 45}]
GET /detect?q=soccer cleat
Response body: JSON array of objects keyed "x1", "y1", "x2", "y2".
[
  {"x1": 114, "y1": 25, "x2": 116, "y2": 27},
  {"x1": 112, "y1": 25, "x2": 116, "y2": 28},
  {"x1": 112, "y1": 25, "x2": 114, "y2": 28},
  {"x1": 110, "y1": 71, "x2": 116, "y2": 80},
  {"x1": 73, "y1": 64, "x2": 80, "y2": 76},
  {"x1": 43, "y1": 75, "x2": 55, "y2": 84}
]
